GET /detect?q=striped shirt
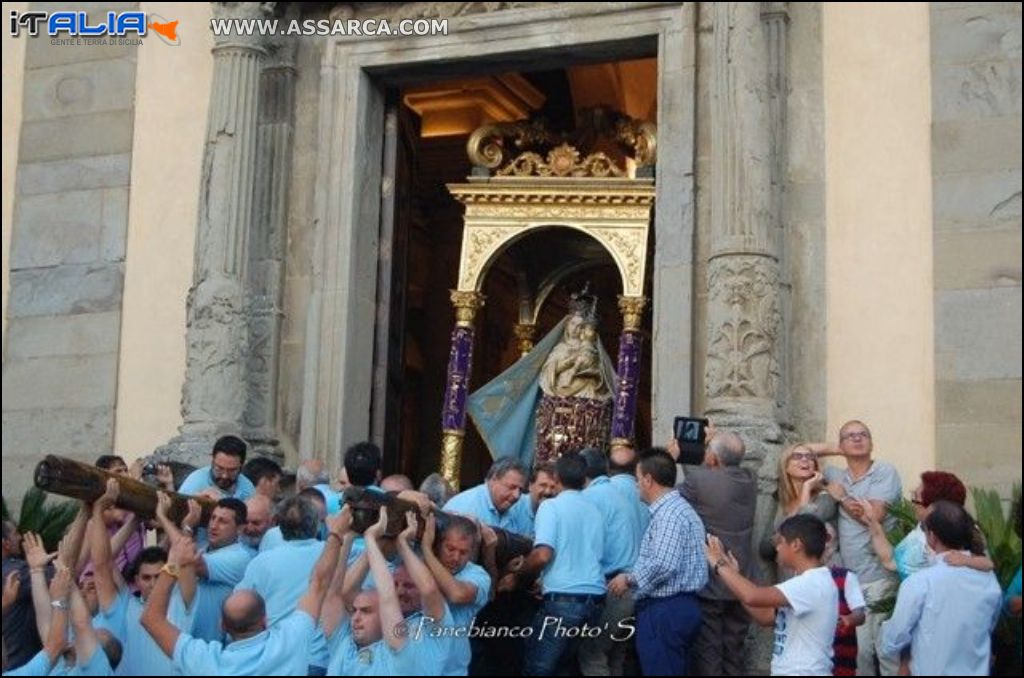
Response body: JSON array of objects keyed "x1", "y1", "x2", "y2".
[{"x1": 631, "y1": 490, "x2": 708, "y2": 600}]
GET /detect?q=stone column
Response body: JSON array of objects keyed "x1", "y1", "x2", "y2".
[
  {"x1": 160, "y1": 2, "x2": 271, "y2": 465},
  {"x1": 705, "y1": 3, "x2": 785, "y2": 596},
  {"x1": 244, "y1": 34, "x2": 296, "y2": 458},
  {"x1": 440, "y1": 291, "x2": 485, "y2": 489},
  {"x1": 706, "y1": 1, "x2": 782, "y2": 431},
  {"x1": 610, "y1": 296, "x2": 647, "y2": 446}
]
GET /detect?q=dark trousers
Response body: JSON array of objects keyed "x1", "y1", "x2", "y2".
[
  {"x1": 523, "y1": 593, "x2": 605, "y2": 676},
  {"x1": 635, "y1": 592, "x2": 701, "y2": 676},
  {"x1": 692, "y1": 597, "x2": 750, "y2": 676},
  {"x1": 470, "y1": 590, "x2": 540, "y2": 676}
]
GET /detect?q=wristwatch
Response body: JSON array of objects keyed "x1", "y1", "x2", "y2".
[
  {"x1": 161, "y1": 562, "x2": 181, "y2": 579},
  {"x1": 50, "y1": 599, "x2": 69, "y2": 611}
]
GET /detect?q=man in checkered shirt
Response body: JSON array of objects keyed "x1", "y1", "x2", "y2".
[{"x1": 607, "y1": 448, "x2": 708, "y2": 675}]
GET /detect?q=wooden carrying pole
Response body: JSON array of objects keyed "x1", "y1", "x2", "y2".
[
  {"x1": 342, "y1": 486, "x2": 533, "y2": 569},
  {"x1": 33, "y1": 455, "x2": 216, "y2": 524}
]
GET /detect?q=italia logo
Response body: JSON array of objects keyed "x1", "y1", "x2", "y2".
[{"x1": 9, "y1": 10, "x2": 180, "y2": 45}]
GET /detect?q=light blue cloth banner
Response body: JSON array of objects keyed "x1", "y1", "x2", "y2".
[{"x1": 467, "y1": 317, "x2": 617, "y2": 468}]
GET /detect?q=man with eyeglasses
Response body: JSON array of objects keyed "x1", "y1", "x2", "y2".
[
  {"x1": 809, "y1": 420, "x2": 902, "y2": 676},
  {"x1": 178, "y1": 436, "x2": 255, "y2": 501}
]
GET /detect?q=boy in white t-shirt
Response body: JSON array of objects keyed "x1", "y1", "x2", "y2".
[{"x1": 706, "y1": 513, "x2": 839, "y2": 676}]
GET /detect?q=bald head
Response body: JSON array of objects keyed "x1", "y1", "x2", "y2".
[
  {"x1": 243, "y1": 495, "x2": 273, "y2": 544},
  {"x1": 222, "y1": 590, "x2": 266, "y2": 639},
  {"x1": 381, "y1": 474, "x2": 413, "y2": 493},
  {"x1": 708, "y1": 432, "x2": 745, "y2": 467},
  {"x1": 609, "y1": 444, "x2": 638, "y2": 477}
]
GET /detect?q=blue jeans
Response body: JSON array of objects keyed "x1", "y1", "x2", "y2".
[
  {"x1": 523, "y1": 593, "x2": 605, "y2": 676},
  {"x1": 635, "y1": 592, "x2": 701, "y2": 676}
]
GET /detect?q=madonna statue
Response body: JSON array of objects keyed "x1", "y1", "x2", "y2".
[{"x1": 467, "y1": 286, "x2": 616, "y2": 468}]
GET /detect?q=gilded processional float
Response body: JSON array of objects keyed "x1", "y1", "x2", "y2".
[{"x1": 437, "y1": 108, "x2": 657, "y2": 489}]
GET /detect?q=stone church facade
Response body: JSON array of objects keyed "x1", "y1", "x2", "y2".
[{"x1": 2, "y1": 2, "x2": 1020, "y2": 520}]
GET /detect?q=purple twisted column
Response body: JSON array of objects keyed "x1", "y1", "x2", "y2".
[
  {"x1": 440, "y1": 290, "x2": 485, "y2": 489},
  {"x1": 611, "y1": 295, "x2": 647, "y2": 446}
]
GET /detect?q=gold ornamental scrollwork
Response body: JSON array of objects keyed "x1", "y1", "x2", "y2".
[
  {"x1": 450, "y1": 290, "x2": 485, "y2": 327},
  {"x1": 497, "y1": 144, "x2": 626, "y2": 178},
  {"x1": 618, "y1": 295, "x2": 648, "y2": 332},
  {"x1": 440, "y1": 429, "x2": 465, "y2": 490},
  {"x1": 466, "y1": 107, "x2": 657, "y2": 177}
]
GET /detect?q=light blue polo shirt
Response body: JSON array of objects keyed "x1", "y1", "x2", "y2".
[
  {"x1": 96, "y1": 587, "x2": 193, "y2": 676},
  {"x1": 67, "y1": 645, "x2": 113, "y2": 676},
  {"x1": 172, "y1": 609, "x2": 315, "y2": 676},
  {"x1": 237, "y1": 539, "x2": 322, "y2": 623},
  {"x1": 257, "y1": 526, "x2": 284, "y2": 553},
  {"x1": 443, "y1": 484, "x2": 534, "y2": 536},
  {"x1": 2, "y1": 650, "x2": 51, "y2": 676},
  {"x1": 193, "y1": 541, "x2": 255, "y2": 642},
  {"x1": 313, "y1": 484, "x2": 342, "y2": 515},
  {"x1": 582, "y1": 476, "x2": 642, "y2": 575},
  {"x1": 235, "y1": 538, "x2": 327, "y2": 669},
  {"x1": 610, "y1": 473, "x2": 650, "y2": 534},
  {"x1": 533, "y1": 489, "x2": 605, "y2": 595},
  {"x1": 326, "y1": 621, "x2": 408, "y2": 676},
  {"x1": 327, "y1": 608, "x2": 452, "y2": 677},
  {"x1": 178, "y1": 466, "x2": 255, "y2": 500},
  {"x1": 444, "y1": 561, "x2": 491, "y2": 676},
  {"x1": 404, "y1": 608, "x2": 454, "y2": 677}
]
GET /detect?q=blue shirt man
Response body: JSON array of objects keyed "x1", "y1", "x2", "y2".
[
  {"x1": 235, "y1": 495, "x2": 329, "y2": 671},
  {"x1": 582, "y1": 475, "x2": 642, "y2": 576},
  {"x1": 192, "y1": 541, "x2": 254, "y2": 642},
  {"x1": 172, "y1": 610, "x2": 315, "y2": 676},
  {"x1": 505, "y1": 455, "x2": 605, "y2": 677},
  {"x1": 880, "y1": 501, "x2": 1003, "y2": 676},
  {"x1": 443, "y1": 458, "x2": 533, "y2": 536},
  {"x1": 177, "y1": 435, "x2": 255, "y2": 501}
]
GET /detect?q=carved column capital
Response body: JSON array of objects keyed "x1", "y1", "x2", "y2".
[
  {"x1": 450, "y1": 290, "x2": 486, "y2": 327},
  {"x1": 211, "y1": 2, "x2": 275, "y2": 52},
  {"x1": 512, "y1": 323, "x2": 537, "y2": 356},
  {"x1": 617, "y1": 295, "x2": 647, "y2": 332}
]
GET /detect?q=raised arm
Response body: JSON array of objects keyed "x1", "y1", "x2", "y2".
[
  {"x1": 23, "y1": 532, "x2": 58, "y2": 642},
  {"x1": 321, "y1": 541, "x2": 355, "y2": 637},
  {"x1": 1, "y1": 572, "x2": 19, "y2": 614},
  {"x1": 365, "y1": 508, "x2": 406, "y2": 652},
  {"x1": 140, "y1": 536, "x2": 197, "y2": 659},
  {"x1": 705, "y1": 536, "x2": 787, "y2": 626},
  {"x1": 341, "y1": 550, "x2": 371, "y2": 610},
  {"x1": 60, "y1": 504, "x2": 89, "y2": 578},
  {"x1": 43, "y1": 567, "x2": 73, "y2": 666},
  {"x1": 395, "y1": 512, "x2": 446, "y2": 621},
  {"x1": 69, "y1": 576, "x2": 99, "y2": 667},
  {"x1": 90, "y1": 479, "x2": 122, "y2": 611},
  {"x1": 421, "y1": 515, "x2": 480, "y2": 605},
  {"x1": 299, "y1": 507, "x2": 353, "y2": 623},
  {"x1": 858, "y1": 499, "x2": 897, "y2": 572}
]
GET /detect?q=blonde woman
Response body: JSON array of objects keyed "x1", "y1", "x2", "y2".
[{"x1": 765, "y1": 444, "x2": 841, "y2": 580}]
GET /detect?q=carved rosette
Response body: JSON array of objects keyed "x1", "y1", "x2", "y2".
[{"x1": 705, "y1": 255, "x2": 781, "y2": 402}]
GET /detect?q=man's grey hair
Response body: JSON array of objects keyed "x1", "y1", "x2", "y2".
[
  {"x1": 276, "y1": 495, "x2": 320, "y2": 541},
  {"x1": 485, "y1": 457, "x2": 528, "y2": 482},
  {"x1": 420, "y1": 473, "x2": 455, "y2": 507},
  {"x1": 295, "y1": 460, "x2": 329, "y2": 491},
  {"x1": 708, "y1": 432, "x2": 745, "y2": 467}
]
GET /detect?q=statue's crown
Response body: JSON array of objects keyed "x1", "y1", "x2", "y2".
[{"x1": 569, "y1": 283, "x2": 599, "y2": 324}]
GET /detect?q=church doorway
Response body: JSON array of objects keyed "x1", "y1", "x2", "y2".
[{"x1": 372, "y1": 58, "x2": 657, "y2": 486}]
